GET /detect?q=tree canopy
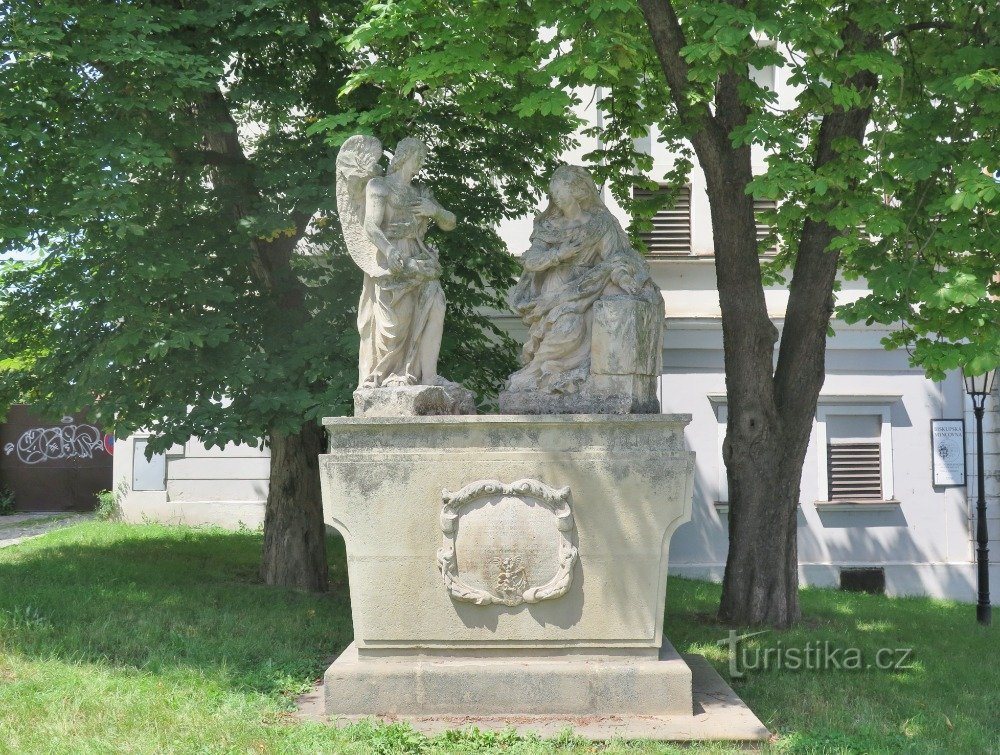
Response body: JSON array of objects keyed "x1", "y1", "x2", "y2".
[
  {"x1": 0, "y1": 0, "x2": 569, "y2": 588},
  {"x1": 0, "y1": 0, "x2": 571, "y2": 437},
  {"x1": 344, "y1": 0, "x2": 1000, "y2": 374}
]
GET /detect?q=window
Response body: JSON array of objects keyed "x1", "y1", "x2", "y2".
[
  {"x1": 633, "y1": 185, "x2": 691, "y2": 255},
  {"x1": 826, "y1": 415, "x2": 882, "y2": 500},
  {"x1": 816, "y1": 404, "x2": 895, "y2": 503}
]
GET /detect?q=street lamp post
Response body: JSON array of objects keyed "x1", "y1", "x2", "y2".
[{"x1": 963, "y1": 368, "x2": 997, "y2": 626}]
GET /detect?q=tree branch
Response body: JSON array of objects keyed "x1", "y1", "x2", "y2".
[
  {"x1": 773, "y1": 24, "x2": 881, "y2": 426},
  {"x1": 636, "y1": 0, "x2": 726, "y2": 152},
  {"x1": 883, "y1": 21, "x2": 961, "y2": 42},
  {"x1": 199, "y1": 87, "x2": 310, "y2": 295}
]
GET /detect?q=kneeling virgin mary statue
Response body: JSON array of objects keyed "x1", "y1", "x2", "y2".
[{"x1": 499, "y1": 164, "x2": 664, "y2": 414}]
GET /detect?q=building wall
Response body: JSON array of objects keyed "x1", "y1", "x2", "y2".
[
  {"x1": 657, "y1": 307, "x2": 995, "y2": 602},
  {"x1": 113, "y1": 434, "x2": 267, "y2": 528}
]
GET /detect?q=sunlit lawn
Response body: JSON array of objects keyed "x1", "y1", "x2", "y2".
[{"x1": 0, "y1": 523, "x2": 995, "y2": 753}]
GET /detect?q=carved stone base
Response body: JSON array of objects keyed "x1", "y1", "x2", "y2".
[
  {"x1": 325, "y1": 639, "x2": 692, "y2": 718},
  {"x1": 353, "y1": 383, "x2": 476, "y2": 418},
  {"x1": 497, "y1": 375, "x2": 659, "y2": 415},
  {"x1": 319, "y1": 414, "x2": 696, "y2": 727}
]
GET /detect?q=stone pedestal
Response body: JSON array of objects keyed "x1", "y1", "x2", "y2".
[
  {"x1": 353, "y1": 383, "x2": 476, "y2": 418},
  {"x1": 319, "y1": 414, "x2": 696, "y2": 723},
  {"x1": 325, "y1": 640, "x2": 692, "y2": 717}
]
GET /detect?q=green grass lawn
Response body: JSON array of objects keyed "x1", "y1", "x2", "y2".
[{"x1": 0, "y1": 523, "x2": 996, "y2": 754}]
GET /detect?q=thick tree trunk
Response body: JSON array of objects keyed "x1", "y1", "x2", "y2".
[
  {"x1": 698, "y1": 139, "x2": 812, "y2": 628},
  {"x1": 260, "y1": 422, "x2": 328, "y2": 592},
  {"x1": 718, "y1": 442, "x2": 801, "y2": 627},
  {"x1": 199, "y1": 87, "x2": 329, "y2": 592}
]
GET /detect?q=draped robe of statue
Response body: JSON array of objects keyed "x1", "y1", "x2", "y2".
[
  {"x1": 357, "y1": 178, "x2": 449, "y2": 387},
  {"x1": 506, "y1": 199, "x2": 660, "y2": 396}
]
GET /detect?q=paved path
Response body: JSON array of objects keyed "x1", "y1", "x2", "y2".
[{"x1": 0, "y1": 512, "x2": 93, "y2": 549}]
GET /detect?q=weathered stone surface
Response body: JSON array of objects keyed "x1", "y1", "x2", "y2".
[
  {"x1": 499, "y1": 298, "x2": 662, "y2": 414},
  {"x1": 324, "y1": 639, "x2": 693, "y2": 717},
  {"x1": 306, "y1": 652, "x2": 771, "y2": 741},
  {"x1": 320, "y1": 414, "x2": 693, "y2": 651},
  {"x1": 353, "y1": 383, "x2": 476, "y2": 418},
  {"x1": 318, "y1": 413, "x2": 697, "y2": 725},
  {"x1": 591, "y1": 298, "x2": 661, "y2": 376},
  {"x1": 502, "y1": 164, "x2": 664, "y2": 414},
  {"x1": 498, "y1": 380, "x2": 659, "y2": 414},
  {"x1": 438, "y1": 478, "x2": 578, "y2": 607}
]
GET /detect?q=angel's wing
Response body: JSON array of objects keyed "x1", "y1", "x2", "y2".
[{"x1": 335, "y1": 135, "x2": 386, "y2": 277}]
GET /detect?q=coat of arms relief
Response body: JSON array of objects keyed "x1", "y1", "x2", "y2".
[{"x1": 436, "y1": 479, "x2": 578, "y2": 607}]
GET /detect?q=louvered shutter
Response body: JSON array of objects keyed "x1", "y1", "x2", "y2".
[
  {"x1": 633, "y1": 186, "x2": 691, "y2": 255},
  {"x1": 827, "y1": 441, "x2": 883, "y2": 500}
]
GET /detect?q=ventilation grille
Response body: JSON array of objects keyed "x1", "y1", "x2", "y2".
[
  {"x1": 754, "y1": 198, "x2": 777, "y2": 254},
  {"x1": 827, "y1": 441, "x2": 883, "y2": 500},
  {"x1": 633, "y1": 186, "x2": 691, "y2": 255},
  {"x1": 840, "y1": 567, "x2": 886, "y2": 594}
]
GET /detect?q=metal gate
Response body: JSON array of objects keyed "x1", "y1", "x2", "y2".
[{"x1": 0, "y1": 405, "x2": 113, "y2": 512}]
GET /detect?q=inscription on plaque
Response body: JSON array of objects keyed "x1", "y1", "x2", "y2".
[{"x1": 436, "y1": 479, "x2": 578, "y2": 606}]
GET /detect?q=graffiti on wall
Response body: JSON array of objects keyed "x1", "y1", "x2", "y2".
[{"x1": 2, "y1": 416, "x2": 114, "y2": 465}]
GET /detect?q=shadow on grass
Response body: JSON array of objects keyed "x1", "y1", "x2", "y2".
[
  {"x1": 1, "y1": 523, "x2": 996, "y2": 753},
  {"x1": 664, "y1": 577, "x2": 998, "y2": 753},
  {"x1": 0, "y1": 522, "x2": 354, "y2": 698}
]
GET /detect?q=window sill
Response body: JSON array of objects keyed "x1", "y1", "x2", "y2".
[
  {"x1": 813, "y1": 500, "x2": 901, "y2": 512},
  {"x1": 714, "y1": 501, "x2": 806, "y2": 515},
  {"x1": 715, "y1": 501, "x2": 901, "y2": 515}
]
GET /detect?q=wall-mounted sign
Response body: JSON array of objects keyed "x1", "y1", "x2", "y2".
[{"x1": 931, "y1": 419, "x2": 966, "y2": 487}]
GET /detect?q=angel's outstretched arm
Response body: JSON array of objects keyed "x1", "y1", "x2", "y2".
[{"x1": 434, "y1": 203, "x2": 456, "y2": 232}]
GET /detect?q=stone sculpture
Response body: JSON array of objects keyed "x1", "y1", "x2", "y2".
[
  {"x1": 498, "y1": 164, "x2": 664, "y2": 414},
  {"x1": 335, "y1": 134, "x2": 475, "y2": 416},
  {"x1": 436, "y1": 478, "x2": 578, "y2": 607}
]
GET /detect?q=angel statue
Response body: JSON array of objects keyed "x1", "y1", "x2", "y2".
[
  {"x1": 498, "y1": 164, "x2": 664, "y2": 414},
  {"x1": 335, "y1": 135, "x2": 474, "y2": 416}
]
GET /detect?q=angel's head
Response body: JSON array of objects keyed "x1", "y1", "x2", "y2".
[{"x1": 388, "y1": 137, "x2": 428, "y2": 180}]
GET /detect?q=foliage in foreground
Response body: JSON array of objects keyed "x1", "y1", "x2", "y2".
[
  {"x1": 0, "y1": 522, "x2": 996, "y2": 753},
  {"x1": 0, "y1": 0, "x2": 562, "y2": 443}
]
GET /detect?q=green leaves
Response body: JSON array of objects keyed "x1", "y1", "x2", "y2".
[
  {"x1": 0, "y1": 0, "x2": 543, "y2": 445},
  {"x1": 0, "y1": 1, "x2": 363, "y2": 444}
]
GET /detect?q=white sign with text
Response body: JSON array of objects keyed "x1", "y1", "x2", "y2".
[{"x1": 931, "y1": 419, "x2": 966, "y2": 487}]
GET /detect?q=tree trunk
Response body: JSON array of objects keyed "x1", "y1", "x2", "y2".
[
  {"x1": 697, "y1": 138, "x2": 813, "y2": 628},
  {"x1": 260, "y1": 422, "x2": 328, "y2": 592},
  {"x1": 198, "y1": 87, "x2": 329, "y2": 592},
  {"x1": 718, "y1": 441, "x2": 801, "y2": 627}
]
